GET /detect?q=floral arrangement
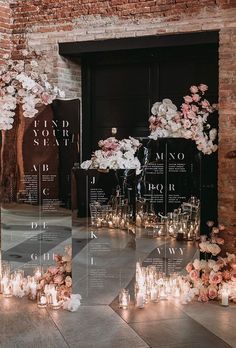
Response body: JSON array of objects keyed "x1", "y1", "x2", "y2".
[
  {"x1": 39, "y1": 245, "x2": 72, "y2": 300},
  {"x1": 81, "y1": 136, "x2": 141, "y2": 173},
  {"x1": 185, "y1": 222, "x2": 236, "y2": 303},
  {"x1": 0, "y1": 50, "x2": 64, "y2": 130},
  {"x1": 149, "y1": 84, "x2": 218, "y2": 155}
]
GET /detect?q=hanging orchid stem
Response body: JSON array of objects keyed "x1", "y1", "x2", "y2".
[{"x1": 0, "y1": 49, "x2": 65, "y2": 131}]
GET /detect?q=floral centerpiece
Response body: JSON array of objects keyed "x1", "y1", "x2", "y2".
[
  {"x1": 185, "y1": 223, "x2": 236, "y2": 303},
  {"x1": 0, "y1": 49, "x2": 64, "y2": 130},
  {"x1": 39, "y1": 245, "x2": 72, "y2": 300},
  {"x1": 81, "y1": 136, "x2": 141, "y2": 173},
  {"x1": 148, "y1": 84, "x2": 218, "y2": 155}
]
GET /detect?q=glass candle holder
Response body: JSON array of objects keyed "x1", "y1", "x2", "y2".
[
  {"x1": 37, "y1": 291, "x2": 48, "y2": 308},
  {"x1": 119, "y1": 289, "x2": 130, "y2": 309},
  {"x1": 49, "y1": 286, "x2": 62, "y2": 310},
  {"x1": 28, "y1": 278, "x2": 38, "y2": 301},
  {"x1": 2, "y1": 277, "x2": 13, "y2": 298},
  {"x1": 221, "y1": 286, "x2": 230, "y2": 307}
]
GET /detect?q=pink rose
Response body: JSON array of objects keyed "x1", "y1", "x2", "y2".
[
  {"x1": 198, "y1": 288, "x2": 209, "y2": 302},
  {"x1": 198, "y1": 84, "x2": 208, "y2": 92},
  {"x1": 192, "y1": 94, "x2": 201, "y2": 102},
  {"x1": 209, "y1": 272, "x2": 222, "y2": 285},
  {"x1": 190, "y1": 270, "x2": 199, "y2": 281},
  {"x1": 186, "y1": 262, "x2": 193, "y2": 273},
  {"x1": 190, "y1": 85, "x2": 198, "y2": 94},
  {"x1": 208, "y1": 286, "x2": 218, "y2": 300},
  {"x1": 206, "y1": 221, "x2": 214, "y2": 227},
  {"x1": 184, "y1": 95, "x2": 193, "y2": 103}
]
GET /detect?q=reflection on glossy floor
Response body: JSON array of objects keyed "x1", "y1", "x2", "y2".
[{"x1": 0, "y1": 219, "x2": 235, "y2": 348}]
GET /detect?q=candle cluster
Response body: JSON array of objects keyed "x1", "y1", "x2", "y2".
[
  {"x1": 0, "y1": 265, "x2": 63, "y2": 310},
  {"x1": 136, "y1": 196, "x2": 200, "y2": 241},
  {"x1": 134, "y1": 262, "x2": 196, "y2": 308},
  {"x1": 90, "y1": 202, "x2": 131, "y2": 230}
]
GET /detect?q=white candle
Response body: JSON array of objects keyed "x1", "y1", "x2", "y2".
[
  {"x1": 40, "y1": 295, "x2": 47, "y2": 305},
  {"x1": 50, "y1": 287, "x2": 58, "y2": 305},
  {"x1": 222, "y1": 290, "x2": 229, "y2": 306},
  {"x1": 136, "y1": 291, "x2": 144, "y2": 308},
  {"x1": 151, "y1": 287, "x2": 158, "y2": 301},
  {"x1": 136, "y1": 215, "x2": 142, "y2": 227},
  {"x1": 108, "y1": 221, "x2": 113, "y2": 228},
  {"x1": 30, "y1": 281, "x2": 37, "y2": 298},
  {"x1": 120, "y1": 219, "x2": 125, "y2": 229}
]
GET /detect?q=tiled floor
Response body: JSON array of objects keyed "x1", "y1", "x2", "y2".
[{"x1": 0, "y1": 211, "x2": 235, "y2": 348}]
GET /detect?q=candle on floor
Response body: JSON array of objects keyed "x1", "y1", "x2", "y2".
[
  {"x1": 50, "y1": 286, "x2": 62, "y2": 310},
  {"x1": 37, "y1": 291, "x2": 47, "y2": 308},
  {"x1": 221, "y1": 286, "x2": 229, "y2": 307},
  {"x1": 136, "y1": 290, "x2": 144, "y2": 308},
  {"x1": 119, "y1": 289, "x2": 130, "y2": 309},
  {"x1": 136, "y1": 214, "x2": 142, "y2": 227}
]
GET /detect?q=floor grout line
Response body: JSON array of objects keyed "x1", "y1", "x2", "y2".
[{"x1": 46, "y1": 308, "x2": 71, "y2": 348}]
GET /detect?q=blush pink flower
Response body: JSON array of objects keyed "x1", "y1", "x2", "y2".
[
  {"x1": 184, "y1": 95, "x2": 193, "y2": 103},
  {"x1": 198, "y1": 288, "x2": 209, "y2": 302},
  {"x1": 48, "y1": 266, "x2": 58, "y2": 275},
  {"x1": 209, "y1": 272, "x2": 222, "y2": 285},
  {"x1": 190, "y1": 270, "x2": 199, "y2": 281},
  {"x1": 190, "y1": 85, "x2": 198, "y2": 93},
  {"x1": 208, "y1": 286, "x2": 218, "y2": 300},
  {"x1": 54, "y1": 274, "x2": 64, "y2": 285},
  {"x1": 186, "y1": 262, "x2": 193, "y2": 273},
  {"x1": 192, "y1": 94, "x2": 201, "y2": 102},
  {"x1": 198, "y1": 84, "x2": 208, "y2": 92},
  {"x1": 149, "y1": 116, "x2": 156, "y2": 123},
  {"x1": 41, "y1": 92, "x2": 53, "y2": 105},
  {"x1": 191, "y1": 105, "x2": 199, "y2": 112},
  {"x1": 201, "y1": 99, "x2": 210, "y2": 108}
]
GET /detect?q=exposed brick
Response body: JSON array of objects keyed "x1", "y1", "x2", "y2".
[{"x1": 0, "y1": 1, "x2": 235, "y2": 234}]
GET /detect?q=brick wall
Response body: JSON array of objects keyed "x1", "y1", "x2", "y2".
[
  {"x1": 1, "y1": 0, "x2": 236, "y2": 231},
  {"x1": 0, "y1": 0, "x2": 12, "y2": 64}
]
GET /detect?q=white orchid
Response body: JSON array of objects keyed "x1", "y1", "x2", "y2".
[{"x1": 0, "y1": 49, "x2": 64, "y2": 130}]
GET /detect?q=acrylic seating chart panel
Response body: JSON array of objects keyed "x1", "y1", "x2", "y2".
[
  {"x1": 0, "y1": 100, "x2": 80, "y2": 275},
  {"x1": 71, "y1": 169, "x2": 137, "y2": 302},
  {"x1": 72, "y1": 159, "x2": 199, "y2": 304}
]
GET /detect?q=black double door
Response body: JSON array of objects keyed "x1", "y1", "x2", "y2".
[{"x1": 82, "y1": 43, "x2": 218, "y2": 158}]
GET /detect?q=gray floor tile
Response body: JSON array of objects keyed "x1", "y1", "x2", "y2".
[
  {"x1": 49, "y1": 305, "x2": 149, "y2": 348},
  {"x1": 130, "y1": 318, "x2": 231, "y2": 348},
  {"x1": 0, "y1": 298, "x2": 68, "y2": 348}
]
